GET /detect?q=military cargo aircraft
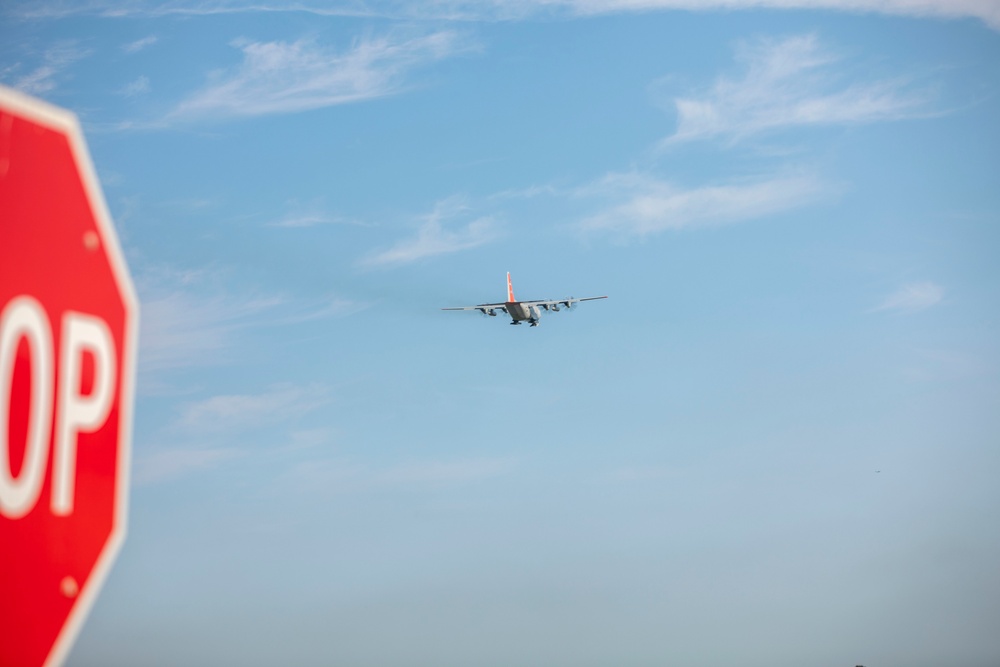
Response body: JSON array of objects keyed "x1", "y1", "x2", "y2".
[{"x1": 442, "y1": 273, "x2": 607, "y2": 326}]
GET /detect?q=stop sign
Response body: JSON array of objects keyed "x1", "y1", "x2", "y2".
[{"x1": 1, "y1": 86, "x2": 138, "y2": 665}]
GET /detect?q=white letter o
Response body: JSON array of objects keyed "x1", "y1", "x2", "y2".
[{"x1": 0, "y1": 296, "x2": 54, "y2": 519}]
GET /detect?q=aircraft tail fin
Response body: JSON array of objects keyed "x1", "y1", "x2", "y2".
[{"x1": 507, "y1": 272, "x2": 515, "y2": 302}]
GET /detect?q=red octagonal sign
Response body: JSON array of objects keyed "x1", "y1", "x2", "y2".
[{"x1": 1, "y1": 86, "x2": 138, "y2": 666}]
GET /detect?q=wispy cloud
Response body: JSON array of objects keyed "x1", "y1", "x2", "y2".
[
  {"x1": 123, "y1": 35, "x2": 158, "y2": 53},
  {"x1": 132, "y1": 445, "x2": 240, "y2": 485},
  {"x1": 565, "y1": 0, "x2": 1000, "y2": 30},
  {"x1": 4, "y1": 1, "x2": 390, "y2": 20},
  {"x1": 118, "y1": 75, "x2": 150, "y2": 97},
  {"x1": 133, "y1": 384, "x2": 333, "y2": 485},
  {"x1": 7, "y1": 1, "x2": 1000, "y2": 30},
  {"x1": 267, "y1": 199, "x2": 368, "y2": 228},
  {"x1": 177, "y1": 384, "x2": 331, "y2": 433},
  {"x1": 167, "y1": 31, "x2": 468, "y2": 121},
  {"x1": 362, "y1": 197, "x2": 499, "y2": 267},
  {"x1": 658, "y1": 34, "x2": 938, "y2": 146},
  {"x1": 871, "y1": 281, "x2": 944, "y2": 314},
  {"x1": 270, "y1": 213, "x2": 360, "y2": 228},
  {"x1": 137, "y1": 266, "x2": 364, "y2": 380},
  {"x1": 5, "y1": 41, "x2": 90, "y2": 95},
  {"x1": 138, "y1": 268, "x2": 282, "y2": 375},
  {"x1": 577, "y1": 170, "x2": 830, "y2": 236}
]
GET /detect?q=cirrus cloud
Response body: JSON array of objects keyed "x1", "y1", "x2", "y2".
[
  {"x1": 577, "y1": 170, "x2": 831, "y2": 236},
  {"x1": 167, "y1": 31, "x2": 470, "y2": 121},
  {"x1": 566, "y1": 0, "x2": 1000, "y2": 30},
  {"x1": 871, "y1": 281, "x2": 945, "y2": 314},
  {"x1": 5, "y1": 41, "x2": 90, "y2": 95},
  {"x1": 6, "y1": 1, "x2": 1000, "y2": 30},
  {"x1": 658, "y1": 33, "x2": 939, "y2": 146},
  {"x1": 361, "y1": 197, "x2": 500, "y2": 267},
  {"x1": 123, "y1": 35, "x2": 158, "y2": 53}
]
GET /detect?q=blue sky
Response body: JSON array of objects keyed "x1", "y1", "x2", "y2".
[{"x1": 3, "y1": 1, "x2": 1000, "y2": 665}]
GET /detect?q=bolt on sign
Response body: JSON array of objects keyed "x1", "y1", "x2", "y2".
[{"x1": 1, "y1": 85, "x2": 139, "y2": 666}]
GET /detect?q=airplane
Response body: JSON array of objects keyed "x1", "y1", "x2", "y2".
[{"x1": 442, "y1": 273, "x2": 607, "y2": 326}]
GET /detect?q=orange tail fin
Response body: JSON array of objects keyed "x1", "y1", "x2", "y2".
[{"x1": 507, "y1": 272, "x2": 515, "y2": 302}]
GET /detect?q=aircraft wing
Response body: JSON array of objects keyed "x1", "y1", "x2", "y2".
[
  {"x1": 521, "y1": 296, "x2": 608, "y2": 311},
  {"x1": 441, "y1": 302, "x2": 509, "y2": 315}
]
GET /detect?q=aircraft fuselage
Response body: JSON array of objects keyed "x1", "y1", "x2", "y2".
[{"x1": 506, "y1": 301, "x2": 538, "y2": 324}]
